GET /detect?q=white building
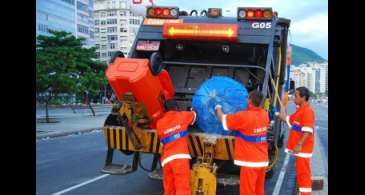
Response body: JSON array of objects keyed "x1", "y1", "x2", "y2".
[
  {"x1": 290, "y1": 66, "x2": 306, "y2": 89},
  {"x1": 319, "y1": 63, "x2": 328, "y2": 93},
  {"x1": 302, "y1": 66, "x2": 316, "y2": 93},
  {"x1": 94, "y1": 0, "x2": 143, "y2": 63},
  {"x1": 310, "y1": 62, "x2": 328, "y2": 93},
  {"x1": 290, "y1": 62, "x2": 328, "y2": 94},
  {"x1": 36, "y1": 0, "x2": 94, "y2": 47},
  {"x1": 77, "y1": 0, "x2": 95, "y2": 47},
  {"x1": 323, "y1": 62, "x2": 328, "y2": 93}
]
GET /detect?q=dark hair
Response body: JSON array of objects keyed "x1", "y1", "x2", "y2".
[
  {"x1": 296, "y1": 87, "x2": 310, "y2": 101},
  {"x1": 248, "y1": 90, "x2": 263, "y2": 107}
]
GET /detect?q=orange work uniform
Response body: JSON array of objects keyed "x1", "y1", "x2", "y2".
[
  {"x1": 285, "y1": 102, "x2": 315, "y2": 195},
  {"x1": 156, "y1": 110, "x2": 196, "y2": 195},
  {"x1": 222, "y1": 106, "x2": 269, "y2": 195}
]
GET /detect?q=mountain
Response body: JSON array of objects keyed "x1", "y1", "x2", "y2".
[{"x1": 290, "y1": 44, "x2": 327, "y2": 66}]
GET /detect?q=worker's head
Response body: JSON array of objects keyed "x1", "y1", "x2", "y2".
[
  {"x1": 294, "y1": 87, "x2": 310, "y2": 105},
  {"x1": 248, "y1": 90, "x2": 263, "y2": 107}
]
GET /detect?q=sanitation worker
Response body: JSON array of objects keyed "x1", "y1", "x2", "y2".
[
  {"x1": 156, "y1": 101, "x2": 196, "y2": 195},
  {"x1": 276, "y1": 86, "x2": 315, "y2": 195},
  {"x1": 215, "y1": 90, "x2": 269, "y2": 195}
]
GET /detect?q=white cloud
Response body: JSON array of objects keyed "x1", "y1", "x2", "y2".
[
  {"x1": 290, "y1": 13, "x2": 328, "y2": 59},
  {"x1": 291, "y1": 13, "x2": 328, "y2": 42}
]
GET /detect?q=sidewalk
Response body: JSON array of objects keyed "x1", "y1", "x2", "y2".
[
  {"x1": 36, "y1": 112, "x2": 108, "y2": 139},
  {"x1": 36, "y1": 103, "x2": 113, "y2": 109},
  {"x1": 36, "y1": 105, "x2": 112, "y2": 119}
]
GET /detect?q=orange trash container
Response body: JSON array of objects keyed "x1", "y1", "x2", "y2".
[{"x1": 105, "y1": 58, "x2": 174, "y2": 128}]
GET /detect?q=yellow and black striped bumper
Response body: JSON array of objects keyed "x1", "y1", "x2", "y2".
[{"x1": 104, "y1": 126, "x2": 235, "y2": 161}]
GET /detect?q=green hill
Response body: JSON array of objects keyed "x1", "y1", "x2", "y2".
[{"x1": 290, "y1": 44, "x2": 327, "y2": 65}]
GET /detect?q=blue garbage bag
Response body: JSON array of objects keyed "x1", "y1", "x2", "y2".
[{"x1": 192, "y1": 76, "x2": 248, "y2": 135}]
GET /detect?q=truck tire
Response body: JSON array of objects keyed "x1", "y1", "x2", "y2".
[{"x1": 149, "y1": 52, "x2": 164, "y2": 75}]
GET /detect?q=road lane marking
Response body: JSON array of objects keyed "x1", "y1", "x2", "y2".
[
  {"x1": 52, "y1": 174, "x2": 110, "y2": 195},
  {"x1": 272, "y1": 153, "x2": 291, "y2": 195}
]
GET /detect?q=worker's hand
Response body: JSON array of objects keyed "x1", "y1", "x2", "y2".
[
  {"x1": 276, "y1": 109, "x2": 287, "y2": 121},
  {"x1": 293, "y1": 143, "x2": 303, "y2": 154}
]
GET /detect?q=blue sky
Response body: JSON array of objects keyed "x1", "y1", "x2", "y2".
[{"x1": 147, "y1": 0, "x2": 328, "y2": 59}]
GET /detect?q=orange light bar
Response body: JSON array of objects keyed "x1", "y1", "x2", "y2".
[{"x1": 162, "y1": 23, "x2": 239, "y2": 42}]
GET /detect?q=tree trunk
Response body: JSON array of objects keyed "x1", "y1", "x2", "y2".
[
  {"x1": 70, "y1": 105, "x2": 77, "y2": 113},
  {"x1": 85, "y1": 93, "x2": 95, "y2": 116},
  {"x1": 45, "y1": 100, "x2": 50, "y2": 123},
  {"x1": 88, "y1": 102, "x2": 95, "y2": 116}
]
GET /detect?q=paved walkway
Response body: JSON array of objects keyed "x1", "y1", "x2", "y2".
[{"x1": 36, "y1": 105, "x2": 111, "y2": 139}]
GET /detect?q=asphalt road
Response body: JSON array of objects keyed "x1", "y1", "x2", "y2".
[
  {"x1": 36, "y1": 102, "x2": 328, "y2": 195},
  {"x1": 312, "y1": 103, "x2": 328, "y2": 160}
]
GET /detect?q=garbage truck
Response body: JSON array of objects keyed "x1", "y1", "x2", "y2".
[{"x1": 101, "y1": 6, "x2": 291, "y2": 194}]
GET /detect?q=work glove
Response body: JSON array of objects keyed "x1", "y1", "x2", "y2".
[
  {"x1": 210, "y1": 97, "x2": 222, "y2": 110},
  {"x1": 215, "y1": 104, "x2": 222, "y2": 110}
]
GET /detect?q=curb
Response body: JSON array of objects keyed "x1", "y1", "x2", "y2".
[{"x1": 36, "y1": 127, "x2": 104, "y2": 139}]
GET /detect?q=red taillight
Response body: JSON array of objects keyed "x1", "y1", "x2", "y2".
[
  {"x1": 238, "y1": 7, "x2": 273, "y2": 20},
  {"x1": 155, "y1": 8, "x2": 162, "y2": 16},
  {"x1": 247, "y1": 10, "x2": 254, "y2": 18},
  {"x1": 255, "y1": 10, "x2": 263, "y2": 18},
  {"x1": 162, "y1": 8, "x2": 170, "y2": 16},
  {"x1": 146, "y1": 6, "x2": 179, "y2": 19}
]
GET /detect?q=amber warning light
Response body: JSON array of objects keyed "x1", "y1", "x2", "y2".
[{"x1": 162, "y1": 23, "x2": 239, "y2": 42}]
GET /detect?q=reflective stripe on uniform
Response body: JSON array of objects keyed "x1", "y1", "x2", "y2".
[
  {"x1": 291, "y1": 124, "x2": 313, "y2": 133},
  {"x1": 161, "y1": 130, "x2": 188, "y2": 145},
  {"x1": 285, "y1": 148, "x2": 312, "y2": 158},
  {"x1": 291, "y1": 124, "x2": 302, "y2": 132},
  {"x1": 299, "y1": 187, "x2": 312, "y2": 192},
  {"x1": 235, "y1": 131, "x2": 267, "y2": 143},
  {"x1": 222, "y1": 114, "x2": 229, "y2": 131},
  {"x1": 301, "y1": 126, "x2": 313, "y2": 133},
  {"x1": 234, "y1": 160, "x2": 269, "y2": 167},
  {"x1": 191, "y1": 111, "x2": 197, "y2": 125},
  {"x1": 161, "y1": 154, "x2": 191, "y2": 167}
]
